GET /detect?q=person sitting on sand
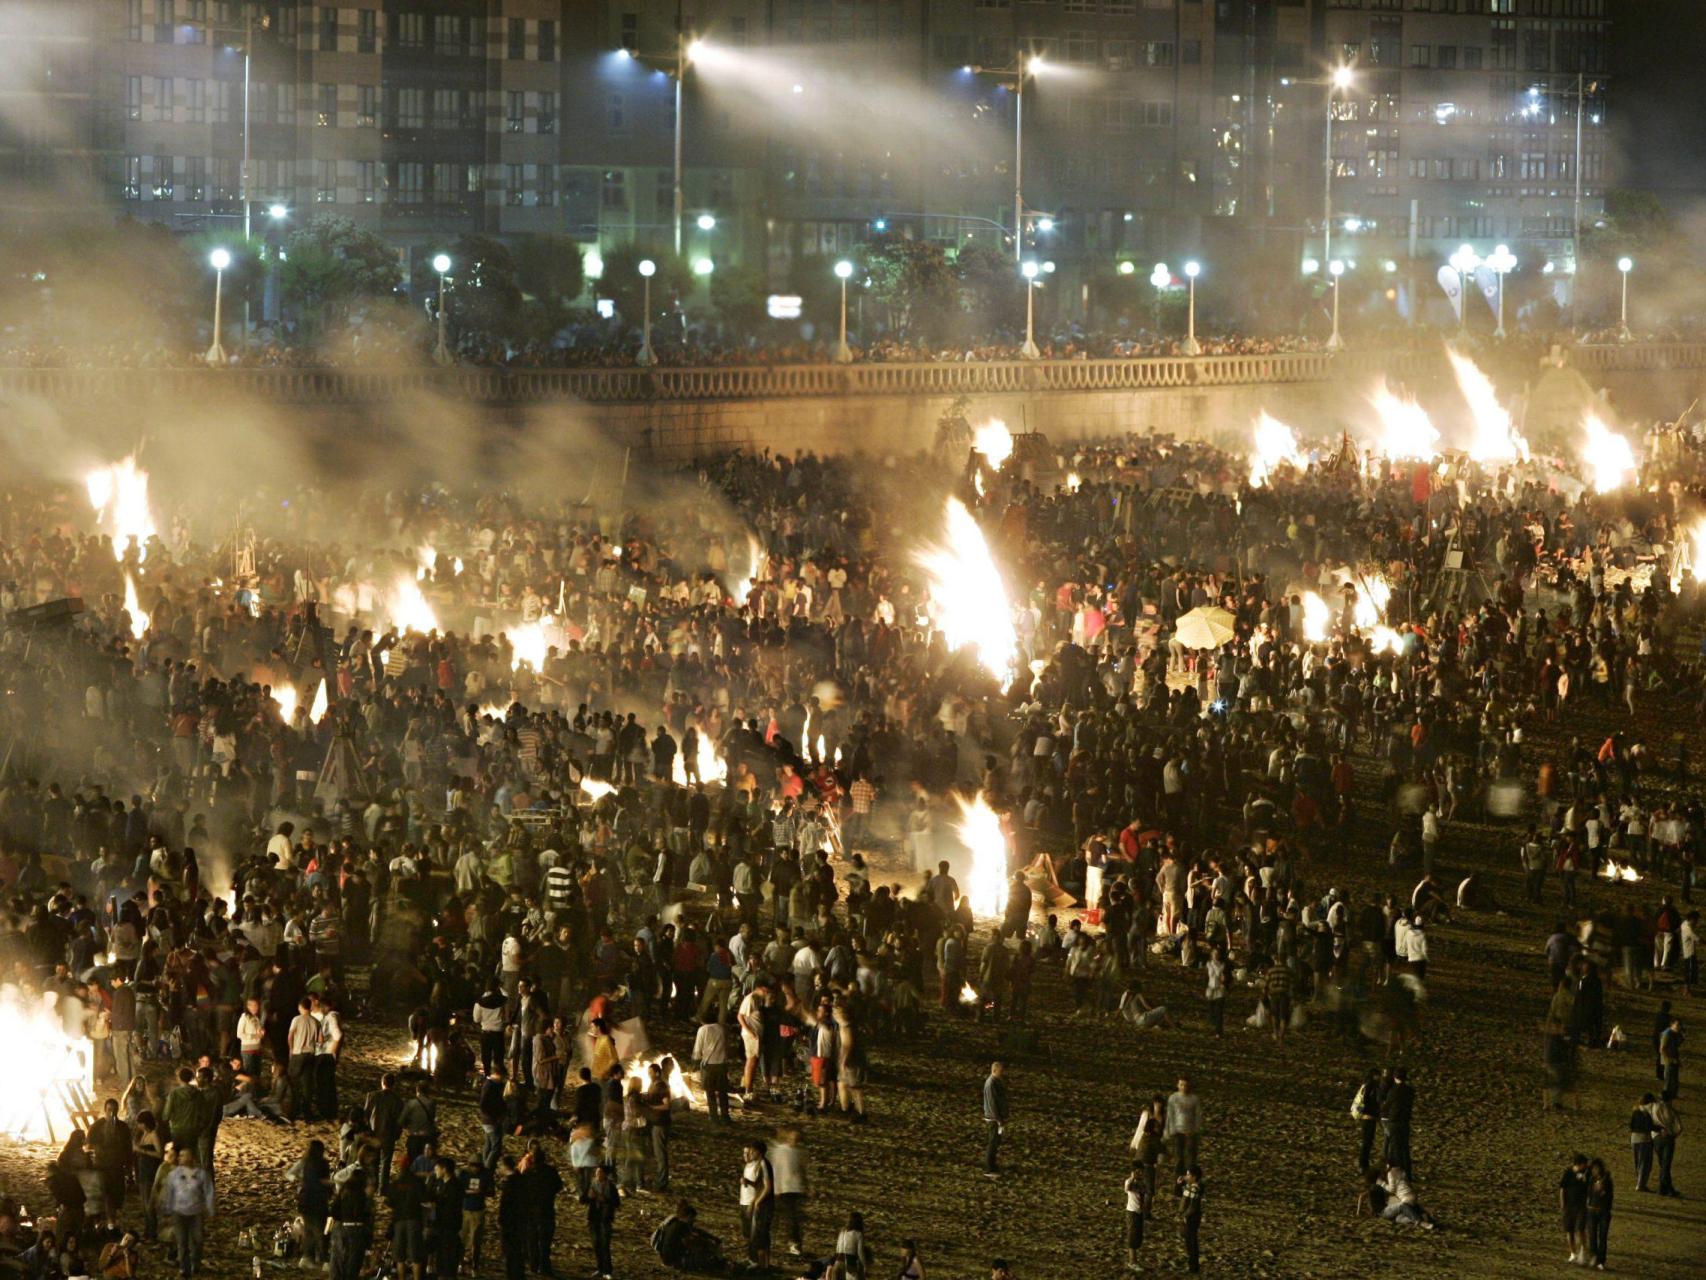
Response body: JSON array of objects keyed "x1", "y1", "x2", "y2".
[{"x1": 651, "y1": 1199, "x2": 727, "y2": 1272}]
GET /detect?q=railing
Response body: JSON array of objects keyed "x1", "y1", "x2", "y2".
[
  {"x1": 0, "y1": 343, "x2": 1698, "y2": 406},
  {"x1": 1564, "y1": 343, "x2": 1706, "y2": 373}
]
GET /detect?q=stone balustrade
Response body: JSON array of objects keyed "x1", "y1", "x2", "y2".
[{"x1": 0, "y1": 343, "x2": 1698, "y2": 406}]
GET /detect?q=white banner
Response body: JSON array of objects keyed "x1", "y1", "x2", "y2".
[
  {"x1": 1472, "y1": 266, "x2": 1501, "y2": 321},
  {"x1": 1435, "y1": 266, "x2": 1463, "y2": 322}
]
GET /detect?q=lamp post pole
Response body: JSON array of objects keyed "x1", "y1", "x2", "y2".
[
  {"x1": 637, "y1": 259, "x2": 657, "y2": 365},
  {"x1": 1020, "y1": 261, "x2": 1040, "y2": 358},
  {"x1": 432, "y1": 254, "x2": 451, "y2": 364},
  {"x1": 1014, "y1": 64, "x2": 1025, "y2": 264},
  {"x1": 833, "y1": 260, "x2": 854, "y2": 363},
  {"x1": 1448, "y1": 245, "x2": 1480, "y2": 337},
  {"x1": 673, "y1": 29, "x2": 685, "y2": 257},
  {"x1": 206, "y1": 248, "x2": 230, "y2": 366},
  {"x1": 1183, "y1": 260, "x2": 1202, "y2": 356},
  {"x1": 1321, "y1": 68, "x2": 1353, "y2": 294},
  {"x1": 1618, "y1": 257, "x2": 1633, "y2": 339},
  {"x1": 1328, "y1": 259, "x2": 1344, "y2": 351},
  {"x1": 1488, "y1": 244, "x2": 1516, "y2": 339}
]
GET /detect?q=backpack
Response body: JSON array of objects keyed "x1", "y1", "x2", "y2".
[{"x1": 1350, "y1": 1084, "x2": 1371, "y2": 1121}]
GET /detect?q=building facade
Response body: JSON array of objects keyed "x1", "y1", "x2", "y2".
[
  {"x1": 1316, "y1": 0, "x2": 1609, "y2": 284},
  {"x1": 0, "y1": 0, "x2": 1609, "y2": 307}
]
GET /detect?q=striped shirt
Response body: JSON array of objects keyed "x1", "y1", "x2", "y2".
[{"x1": 544, "y1": 864, "x2": 577, "y2": 909}]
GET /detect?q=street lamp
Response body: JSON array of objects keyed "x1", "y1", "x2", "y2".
[
  {"x1": 1486, "y1": 243, "x2": 1517, "y2": 338},
  {"x1": 267, "y1": 203, "x2": 288, "y2": 221},
  {"x1": 1324, "y1": 66, "x2": 1355, "y2": 286},
  {"x1": 833, "y1": 259, "x2": 855, "y2": 363},
  {"x1": 1182, "y1": 260, "x2": 1202, "y2": 356},
  {"x1": 431, "y1": 253, "x2": 452, "y2": 365},
  {"x1": 625, "y1": 37, "x2": 702, "y2": 254},
  {"x1": 637, "y1": 258, "x2": 657, "y2": 366},
  {"x1": 1448, "y1": 244, "x2": 1481, "y2": 334},
  {"x1": 1020, "y1": 260, "x2": 1041, "y2": 359},
  {"x1": 696, "y1": 213, "x2": 716, "y2": 232},
  {"x1": 1149, "y1": 262, "x2": 1170, "y2": 336},
  {"x1": 1617, "y1": 256, "x2": 1634, "y2": 339},
  {"x1": 970, "y1": 55, "x2": 1050, "y2": 262},
  {"x1": 205, "y1": 248, "x2": 231, "y2": 366},
  {"x1": 1327, "y1": 259, "x2": 1345, "y2": 351},
  {"x1": 692, "y1": 257, "x2": 714, "y2": 277}
]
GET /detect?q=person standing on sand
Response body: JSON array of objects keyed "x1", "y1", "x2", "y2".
[
  {"x1": 583, "y1": 1161, "x2": 618, "y2": 1280},
  {"x1": 1176, "y1": 1165, "x2": 1203, "y2": 1274},
  {"x1": 1629, "y1": 1091, "x2": 1656, "y2": 1190},
  {"x1": 1559, "y1": 1152, "x2": 1590, "y2": 1266},
  {"x1": 1122, "y1": 1162, "x2": 1148, "y2": 1272},
  {"x1": 1165, "y1": 1077, "x2": 1201, "y2": 1180},
  {"x1": 1584, "y1": 1157, "x2": 1614, "y2": 1271},
  {"x1": 1379, "y1": 1066, "x2": 1414, "y2": 1178},
  {"x1": 982, "y1": 1061, "x2": 1009, "y2": 1178},
  {"x1": 1647, "y1": 1092, "x2": 1682, "y2": 1197},
  {"x1": 157, "y1": 1146, "x2": 214, "y2": 1280},
  {"x1": 1352, "y1": 1068, "x2": 1382, "y2": 1173}
]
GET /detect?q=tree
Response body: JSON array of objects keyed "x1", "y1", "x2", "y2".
[
  {"x1": 276, "y1": 216, "x2": 402, "y2": 337},
  {"x1": 954, "y1": 241, "x2": 1023, "y2": 339},
  {"x1": 862, "y1": 233, "x2": 958, "y2": 344},
  {"x1": 513, "y1": 234, "x2": 586, "y2": 321},
  {"x1": 596, "y1": 244, "x2": 693, "y2": 329},
  {"x1": 709, "y1": 262, "x2": 770, "y2": 335},
  {"x1": 446, "y1": 234, "x2": 524, "y2": 345},
  {"x1": 1585, "y1": 189, "x2": 1675, "y2": 262}
]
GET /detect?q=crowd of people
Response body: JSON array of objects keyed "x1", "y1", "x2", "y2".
[
  {"x1": 0, "y1": 321, "x2": 1674, "y2": 373},
  {"x1": 0, "y1": 385, "x2": 1699, "y2": 1275}
]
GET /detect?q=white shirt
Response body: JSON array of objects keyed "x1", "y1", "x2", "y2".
[
  {"x1": 236, "y1": 1011, "x2": 265, "y2": 1050},
  {"x1": 267, "y1": 832, "x2": 295, "y2": 869},
  {"x1": 769, "y1": 1142, "x2": 806, "y2": 1195},
  {"x1": 316, "y1": 1009, "x2": 343, "y2": 1057},
  {"x1": 1400, "y1": 926, "x2": 1428, "y2": 963}
]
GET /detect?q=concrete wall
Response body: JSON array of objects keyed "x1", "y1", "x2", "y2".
[{"x1": 583, "y1": 377, "x2": 1412, "y2": 461}]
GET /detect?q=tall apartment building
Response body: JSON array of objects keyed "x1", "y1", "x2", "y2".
[
  {"x1": 0, "y1": 0, "x2": 1611, "y2": 304},
  {"x1": 1317, "y1": 0, "x2": 1609, "y2": 282}
]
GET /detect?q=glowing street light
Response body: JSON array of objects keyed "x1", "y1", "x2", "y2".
[
  {"x1": 637, "y1": 258, "x2": 657, "y2": 366},
  {"x1": 1020, "y1": 260, "x2": 1041, "y2": 360},
  {"x1": 431, "y1": 253, "x2": 452, "y2": 365},
  {"x1": 692, "y1": 257, "x2": 714, "y2": 277},
  {"x1": 267, "y1": 203, "x2": 288, "y2": 220},
  {"x1": 1118, "y1": 260, "x2": 1135, "y2": 276},
  {"x1": 1182, "y1": 260, "x2": 1202, "y2": 356},
  {"x1": 1301, "y1": 257, "x2": 1320, "y2": 276},
  {"x1": 1486, "y1": 243, "x2": 1517, "y2": 338},
  {"x1": 833, "y1": 259, "x2": 855, "y2": 364},
  {"x1": 696, "y1": 213, "x2": 716, "y2": 231},
  {"x1": 1327, "y1": 259, "x2": 1345, "y2": 351},
  {"x1": 1617, "y1": 256, "x2": 1634, "y2": 339},
  {"x1": 1149, "y1": 262, "x2": 1169, "y2": 337},
  {"x1": 205, "y1": 247, "x2": 231, "y2": 366}
]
